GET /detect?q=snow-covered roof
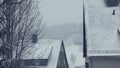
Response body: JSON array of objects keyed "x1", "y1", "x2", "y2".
[
  {"x1": 22, "y1": 39, "x2": 62, "y2": 68},
  {"x1": 46, "y1": 39, "x2": 61, "y2": 68},
  {"x1": 22, "y1": 39, "x2": 54, "y2": 59},
  {"x1": 65, "y1": 45, "x2": 85, "y2": 68},
  {"x1": 85, "y1": 0, "x2": 120, "y2": 56}
]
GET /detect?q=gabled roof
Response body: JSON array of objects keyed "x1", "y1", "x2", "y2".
[
  {"x1": 21, "y1": 39, "x2": 62, "y2": 68},
  {"x1": 84, "y1": 0, "x2": 120, "y2": 56}
]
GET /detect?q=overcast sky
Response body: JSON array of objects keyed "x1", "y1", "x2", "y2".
[{"x1": 41, "y1": 0, "x2": 83, "y2": 26}]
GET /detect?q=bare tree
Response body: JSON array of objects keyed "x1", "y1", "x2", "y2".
[{"x1": 0, "y1": 0, "x2": 44, "y2": 68}]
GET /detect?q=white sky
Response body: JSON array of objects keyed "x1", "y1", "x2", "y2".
[{"x1": 41, "y1": 0, "x2": 83, "y2": 26}]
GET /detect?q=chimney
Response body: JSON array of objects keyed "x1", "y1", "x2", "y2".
[{"x1": 32, "y1": 34, "x2": 38, "y2": 43}]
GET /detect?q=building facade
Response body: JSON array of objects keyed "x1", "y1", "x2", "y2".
[{"x1": 83, "y1": 0, "x2": 120, "y2": 68}]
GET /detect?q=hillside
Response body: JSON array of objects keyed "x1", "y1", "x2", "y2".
[{"x1": 43, "y1": 23, "x2": 83, "y2": 45}]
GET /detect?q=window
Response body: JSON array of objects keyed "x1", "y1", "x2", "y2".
[
  {"x1": 104, "y1": 0, "x2": 119, "y2": 7},
  {"x1": 85, "y1": 62, "x2": 89, "y2": 68}
]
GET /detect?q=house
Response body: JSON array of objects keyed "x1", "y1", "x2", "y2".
[
  {"x1": 20, "y1": 39, "x2": 69, "y2": 68},
  {"x1": 83, "y1": 0, "x2": 120, "y2": 68},
  {"x1": 65, "y1": 45, "x2": 85, "y2": 68}
]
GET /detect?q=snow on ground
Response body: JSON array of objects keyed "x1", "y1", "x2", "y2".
[
  {"x1": 86, "y1": 0, "x2": 120, "y2": 56},
  {"x1": 65, "y1": 45, "x2": 85, "y2": 68}
]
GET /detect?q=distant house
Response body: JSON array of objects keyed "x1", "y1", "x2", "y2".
[
  {"x1": 20, "y1": 39, "x2": 69, "y2": 68},
  {"x1": 83, "y1": 0, "x2": 120, "y2": 68}
]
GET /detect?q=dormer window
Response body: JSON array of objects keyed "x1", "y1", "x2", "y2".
[{"x1": 104, "y1": 0, "x2": 119, "y2": 7}]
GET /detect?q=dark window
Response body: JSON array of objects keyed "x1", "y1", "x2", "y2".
[
  {"x1": 104, "y1": 0, "x2": 119, "y2": 7},
  {"x1": 85, "y1": 62, "x2": 89, "y2": 68}
]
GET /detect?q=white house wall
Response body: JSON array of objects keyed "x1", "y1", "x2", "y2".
[{"x1": 89, "y1": 57, "x2": 120, "y2": 68}]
